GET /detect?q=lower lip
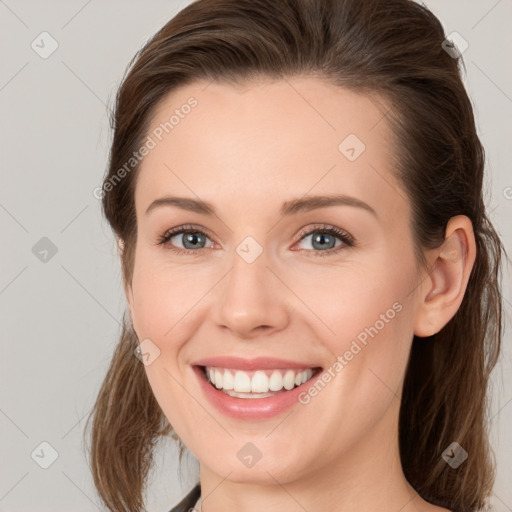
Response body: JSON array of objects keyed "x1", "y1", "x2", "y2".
[{"x1": 192, "y1": 365, "x2": 321, "y2": 420}]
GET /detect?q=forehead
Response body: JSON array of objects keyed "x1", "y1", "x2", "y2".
[{"x1": 135, "y1": 77, "x2": 407, "y2": 224}]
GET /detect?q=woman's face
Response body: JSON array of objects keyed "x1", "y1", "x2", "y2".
[{"x1": 126, "y1": 77, "x2": 426, "y2": 485}]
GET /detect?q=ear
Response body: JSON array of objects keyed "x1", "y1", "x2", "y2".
[
  {"x1": 117, "y1": 238, "x2": 135, "y2": 316},
  {"x1": 413, "y1": 215, "x2": 477, "y2": 337}
]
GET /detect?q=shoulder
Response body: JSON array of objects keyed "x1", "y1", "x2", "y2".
[{"x1": 168, "y1": 483, "x2": 201, "y2": 512}]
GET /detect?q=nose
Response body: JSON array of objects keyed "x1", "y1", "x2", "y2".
[{"x1": 212, "y1": 246, "x2": 289, "y2": 339}]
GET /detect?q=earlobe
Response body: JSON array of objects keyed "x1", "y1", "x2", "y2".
[{"x1": 413, "y1": 215, "x2": 476, "y2": 338}]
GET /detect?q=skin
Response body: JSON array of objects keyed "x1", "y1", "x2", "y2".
[{"x1": 123, "y1": 77, "x2": 476, "y2": 512}]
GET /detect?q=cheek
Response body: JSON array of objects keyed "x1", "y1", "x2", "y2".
[
  {"x1": 306, "y1": 299, "x2": 414, "y2": 455},
  {"x1": 129, "y1": 254, "x2": 200, "y2": 341},
  {"x1": 319, "y1": 272, "x2": 406, "y2": 347},
  {"x1": 128, "y1": 253, "x2": 220, "y2": 397},
  {"x1": 129, "y1": 258, "x2": 200, "y2": 431},
  {"x1": 130, "y1": 281, "x2": 169, "y2": 341},
  {"x1": 318, "y1": 261, "x2": 416, "y2": 398}
]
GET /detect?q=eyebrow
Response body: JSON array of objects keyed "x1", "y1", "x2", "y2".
[{"x1": 145, "y1": 194, "x2": 377, "y2": 218}]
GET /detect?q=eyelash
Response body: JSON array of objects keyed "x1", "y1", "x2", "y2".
[{"x1": 156, "y1": 224, "x2": 355, "y2": 257}]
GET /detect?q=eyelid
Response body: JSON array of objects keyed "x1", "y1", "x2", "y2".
[
  {"x1": 295, "y1": 224, "x2": 354, "y2": 245},
  {"x1": 157, "y1": 223, "x2": 355, "y2": 255},
  {"x1": 157, "y1": 224, "x2": 216, "y2": 251}
]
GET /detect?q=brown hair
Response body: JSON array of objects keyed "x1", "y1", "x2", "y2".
[{"x1": 84, "y1": 0, "x2": 506, "y2": 511}]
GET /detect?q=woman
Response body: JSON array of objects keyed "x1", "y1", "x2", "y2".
[{"x1": 84, "y1": 0, "x2": 505, "y2": 511}]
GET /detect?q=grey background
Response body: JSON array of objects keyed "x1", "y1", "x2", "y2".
[{"x1": 0, "y1": 1, "x2": 510, "y2": 511}]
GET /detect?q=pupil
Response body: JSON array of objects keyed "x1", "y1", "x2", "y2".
[
  {"x1": 184, "y1": 232, "x2": 203, "y2": 249},
  {"x1": 313, "y1": 233, "x2": 334, "y2": 250}
]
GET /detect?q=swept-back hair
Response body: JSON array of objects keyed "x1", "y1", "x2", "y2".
[{"x1": 84, "y1": 1, "x2": 505, "y2": 510}]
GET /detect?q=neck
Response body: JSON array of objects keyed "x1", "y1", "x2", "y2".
[{"x1": 197, "y1": 399, "x2": 429, "y2": 512}]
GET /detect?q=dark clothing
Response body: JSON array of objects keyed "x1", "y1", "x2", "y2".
[{"x1": 168, "y1": 483, "x2": 201, "y2": 512}]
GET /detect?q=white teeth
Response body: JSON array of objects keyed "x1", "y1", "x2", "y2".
[
  {"x1": 251, "y1": 371, "x2": 269, "y2": 393},
  {"x1": 283, "y1": 370, "x2": 296, "y2": 390},
  {"x1": 214, "y1": 369, "x2": 223, "y2": 389},
  {"x1": 269, "y1": 370, "x2": 282, "y2": 391},
  {"x1": 204, "y1": 367, "x2": 315, "y2": 394},
  {"x1": 224, "y1": 390, "x2": 276, "y2": 399},
  {"x1": 222, "y1": 370, "x2": 234, "y2": 390},
  {"x1": 233, "y1": 371, "x2": 251, "y2": 392}
]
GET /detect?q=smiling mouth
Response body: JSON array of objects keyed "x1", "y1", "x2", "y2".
[{"x1": 198, "y1": 365, "x2": 322, "y2": 398}]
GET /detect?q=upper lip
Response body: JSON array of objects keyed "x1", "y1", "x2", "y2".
[{"x1": 192, "y1": 356, "x2": 321, "y2": 371}]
